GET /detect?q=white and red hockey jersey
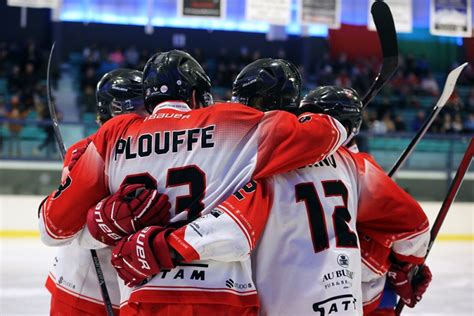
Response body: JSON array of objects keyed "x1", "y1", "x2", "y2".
[
  {"x1": 39, "y1": 101, "x2": 347, "y2": 310},
  {"x1": 165, "y1": 147, "x2": 430, "y2": 315},
  {"x1": 39, "y1": 137, "x2": 121, "y2": 315}
]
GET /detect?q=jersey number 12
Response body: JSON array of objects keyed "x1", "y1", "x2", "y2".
[{"x1": 295, "y1": 180, "x2": 358, "y2": 253}]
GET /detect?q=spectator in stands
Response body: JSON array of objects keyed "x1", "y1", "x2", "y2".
[
  {"x1": 442, "y1": 113, "x2": 453, "y2": 133},
  {"x1": 420, "y1": 72, "x2": 439, "y2": 96},
  {"x1": 412, "y1": 110, "x2": 426, "y2": 132},
  {"x1": 394, "y1": 114, "x2": 407, "y2": 132},
  {"x1": 83, "y1": 44, "x2": 101, "y2": 64},
  {"x1": 466, "y1": 88, "x2": 474, "y2": 113},
  {"x1": 448, "y1": 90, "x2": 464, "y2": 111},
  {"x1": 335, "y1": 69, "x2": 352, "y2": 88},
  {"x1": 22, "y1": 62, "x2": 39, "y2": 111},
  {"x1": 405, "y1": 72, "x2": 420, "y2": 94},
  {"x1": 8, "y1": 65, "x2": 22, "y2": 93},
  {"x1": 464, "y1": 113, "x2": 474, "y2": 133},
  {"x1": 0, "y1": 95, "x2": 5, "y2": 155},
  {"x1": 451, "y1": 114, "x2": 463, "y2": 133},
  {"x1": 0, "y1": 42, "x2": 8, "y2": 77},
  {"x1": 109, "y1": 47, "x2": 125, "y2": 65},
  {"x1": 125, "y1": 46, "x2": 140, "y2": 67},
  {"x1": 6, "y1": 95, "x2": 27, "y2": 157},
  {"x1": 34, "y1": 102, "x2": 59, "y2": 158}
]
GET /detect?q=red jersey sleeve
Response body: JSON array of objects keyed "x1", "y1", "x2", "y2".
[
  {"x1": 211, "y1": 103, "x2": 347, "y2": 179},
  {"x1": 167, "y1": 179, "x2": 273, "y2": 262},
  {"x1": 253, "y1": 111, "x2": 347, "y2": 179},
  {"x1": 354, "y1": 152, "x2": 430, "y2": 270},
  {"x1": 39, "y1": 115, "x2": 140, "y2": 240},
  {"x1": 60, "y1": 136, "x2": 93, "y2": 182}
]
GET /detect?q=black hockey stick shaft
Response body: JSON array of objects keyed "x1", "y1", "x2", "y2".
[
  {"x1": 46, "y1": 42, "x2": 66, "y2": 159},
  {"x1": 46, "y1": 43, "x2": 115, "y2": 316},
  {"x1": 362, "y1": 0, "x2": 399, "y2": 108},
  {"x1": 395, "y1": 138, "x2": 474, "y2": 315},
  {"x1": 388, "y1": 63, "x2": 469, "y2": 177}
]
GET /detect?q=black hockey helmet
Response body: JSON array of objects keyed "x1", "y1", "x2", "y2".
[
  {"x1": 299, "y1": 86, "x2": 363, "y2": 139},
  {"x1": 142, "y1": 50, "x2": 213, "y2": 113},
  {"x1": 231, "y1": 58, "x2": 302, "y2": 112},
  {"x1": 96, "y1": 68, "x2": 143, "y2": 124}
]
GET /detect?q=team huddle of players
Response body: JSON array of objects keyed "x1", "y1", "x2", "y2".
[{"x1": 38, "y1": 50, "x2": 432, "y2": 316}]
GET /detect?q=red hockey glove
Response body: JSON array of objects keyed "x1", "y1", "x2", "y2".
[
  {"x1": 111, "y1": 226, "x2": 176, "y2": 287},
  {"x1": 68, "y1": 138, "x2": 91, "y2": 171},
  {"x1": 387, "y1": 263, "x2": 432, "y2": 308},
  {"x1": 87, "y1": 183, "x2": 171, "y2": 245}
]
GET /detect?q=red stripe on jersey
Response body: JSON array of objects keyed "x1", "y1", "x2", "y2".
[
  {"x1": 127, "y1": 285, "x2": 259, "y2": 307},
  {"x1": 167, "y1": 229, "x2": 200, "y2": 262},
  {"x1": 46, "y1": 274, "x2": 120, "y2": 314},
  {"x1": 392, "y1": 252, "x2": 425, "y2": 265}
]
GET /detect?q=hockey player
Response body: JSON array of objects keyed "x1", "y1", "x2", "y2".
[
  {"x1": 111, "y1": 85, "x2": 432, "y2": 315},
  {"x1": 40, "y1": 52, "x2": 348, "y2": 315},
  {"x1": 39, "y1": 69, "x2": 171, "y2": 315}
]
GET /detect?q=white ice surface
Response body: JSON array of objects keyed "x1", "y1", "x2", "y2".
[{"x1": 0, "y1": 239, "x2": 473, "y2": 315}]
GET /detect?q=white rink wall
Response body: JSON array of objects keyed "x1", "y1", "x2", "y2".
[{"x1": 0, "y1": 195, "x2": 472, "y2": 238}]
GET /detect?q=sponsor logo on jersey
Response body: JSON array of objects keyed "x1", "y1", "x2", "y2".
[
  {"x1": 337, "y1": 254, "x2": 349, "y2": 268},
  {"x1": 225, "y1": 278, "x2": 253, "y2": 290},
  {"x1": 322, "y1": 268, "x2": 354, "y2": 290},
  {"x1": 58, "y1": 276, "x2": 77, "y2": 290},
  {"x1": 312, "y1": 294, "x2": 357, "y2": 316},
  {"x1": 158, "y1": 263, "x2": 208, "y2": 281}
]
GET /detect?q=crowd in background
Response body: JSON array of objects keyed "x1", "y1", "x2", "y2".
[
  {"x1": 0, "y1": 40, "x2": 59, "y2": 157},
  {"x1": 0, "y1": 40, "x2": 473, "y2": 158},
  {"x1": 77, "y1": 44, "x2": 474, "y2": 135}
]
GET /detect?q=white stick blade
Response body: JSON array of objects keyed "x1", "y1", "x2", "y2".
[{"x1": 436, "y1": 62, "x2": 469, "y2": 109}]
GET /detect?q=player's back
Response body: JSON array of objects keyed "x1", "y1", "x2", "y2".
[
  {"x1": 102, "y1": 101, "x2": 344, "y2": 222},
  {"x1": 253, "y1": 147, "x2": 362, "y2": 316},
  {"x1": 106, "y1": 101, "x2": 267, "y2": 220}
]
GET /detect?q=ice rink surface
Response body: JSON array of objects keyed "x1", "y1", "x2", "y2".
[{"x1": 0, "y1": 238, "x2": 473, "y2": 315}]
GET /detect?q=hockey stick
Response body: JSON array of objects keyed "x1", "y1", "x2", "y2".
[
  {"x1": 46, "y1": 42, "x2": 66, "y2": 158},
  {"x1": 395, "y1": 138, "x2": 474, "y2": 315},
  {"x1": 388, "y1": 62, "x2": 469, "y2": 177},
  {"x1": 362, "y1": 0, "x2": 399, "y2": 108},
  {"x1": 46, "y1": 43, "x2": 115, "y2": 316}
]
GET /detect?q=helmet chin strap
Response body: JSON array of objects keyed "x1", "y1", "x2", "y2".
[
  {"x1": 190, "y1": 90, "x2": 200, "y2": 109},
  {"x1": 342, "y1": 126, "x2": 356, "y2": 146},
  {"x1": 342, "y1": 134, "x2": 355, "y2": 146}
]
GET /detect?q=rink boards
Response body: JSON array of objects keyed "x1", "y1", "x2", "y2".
[{"x1": 0, "y1": 195, "x2": 472, "y2": 241}]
